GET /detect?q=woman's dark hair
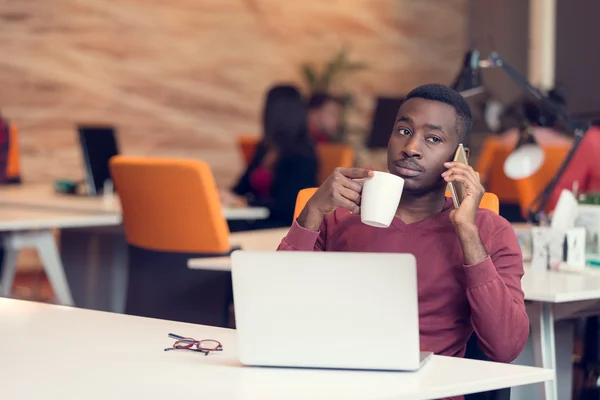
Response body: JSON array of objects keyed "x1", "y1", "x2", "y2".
[{"x1": 262, "y1": 84, "x2": 312, "y2": 155}]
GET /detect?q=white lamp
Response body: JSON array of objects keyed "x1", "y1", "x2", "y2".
[{"x1": 503, "y1": 124, "x2": 545, "y2": 180}]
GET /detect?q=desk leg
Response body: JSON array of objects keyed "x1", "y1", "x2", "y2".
[
  {"x1": 0, "y1": 231, "x2": 74, "y2": 306},
  {"x1": 531, "y1": 302, "x2": 558, "y2": 400},
  {"x1": 35, "y1": 231, "x2": 74, "y2": 306},
  {"x1": 0, "y1": 235, "x2": 19, "y2": 297}
]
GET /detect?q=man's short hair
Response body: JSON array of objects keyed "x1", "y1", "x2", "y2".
[
  {"x1": 308, "y1": 92, "x2": 343, "y2": 110},
  {"x1": 405, "y1": 84, "x2": 472, "y2": 143}
]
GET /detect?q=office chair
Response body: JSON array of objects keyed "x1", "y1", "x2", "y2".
[{"x1": 110, "y1": 156, "x2": 235, "y2": 327}]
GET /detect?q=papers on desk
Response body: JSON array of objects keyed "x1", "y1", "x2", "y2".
[{"x1": 530, "y1": 190, "x2": 587, "y2": 271}]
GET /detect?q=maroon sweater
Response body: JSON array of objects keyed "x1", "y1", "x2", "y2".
[{"x1": 277, "y1": 197, "x2": 529, "y2": 364}]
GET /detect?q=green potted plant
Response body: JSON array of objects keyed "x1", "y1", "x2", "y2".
[{"x1": 299, "y1": 47, "x2": 368, "y2": 142}]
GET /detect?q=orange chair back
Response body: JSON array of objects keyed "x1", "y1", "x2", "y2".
[
  {"x1": 479, "y1": 192, "x2": 500, "y2": 214},
  {"x1": 237, "y1": 135, "x2": 260, "y2": 165},
  {"x1": 109, "y1": 156, "x2": 230, "y2": 253},
  {"x1": 295, "y1": 188, "x2": 499, "y2": 221},
  {"x1": 316, "y1": 143, "x2": 354, "y2": 184},
  {"x1": 475, "y1": 137, "x2": 498, "y2": 188},
  {"x1": 442, "y1": 190, "x2": 499, "y2": 214},
  {"x1": 514, "y1": 146, "x2": 570, "y2": 217},
  {"x1": 6, "y1": 122, "x2": 20, "y2": 180},
  {"x1": 293, "y1": 187, "x2": 319, "y2": 221}
]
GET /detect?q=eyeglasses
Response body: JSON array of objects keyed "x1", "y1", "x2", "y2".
[{"x1": 164, "y1": 333, "x2": 223, "y2": 356}]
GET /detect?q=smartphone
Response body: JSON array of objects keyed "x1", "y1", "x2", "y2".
[{"x1": 447, "y1": 143, "x2": 468, "y2": 209}]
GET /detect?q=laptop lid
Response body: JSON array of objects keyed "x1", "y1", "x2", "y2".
[
  {"x1": 231, "y1": 251, "x2": 422, "y2": 371},
  {"x1": 78, "y1": 125, "x2": 120, "y2": 196}
]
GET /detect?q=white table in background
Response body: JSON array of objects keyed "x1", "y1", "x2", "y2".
[
  {"x1": 188, "y1": 228, "x2": 289, "y2": 271},
  {"x1": 0, "y1": 183, "x2": 269, "y2": 220},
  {"x1": 513, "y1": 266, "x2": 600, "y2": 400},
  {"x1": 0, "y1": 298, "x2": 553, "y2": 400},
  {"x1": 0, "y1": 206, "x2": 121, "y2": 306}
]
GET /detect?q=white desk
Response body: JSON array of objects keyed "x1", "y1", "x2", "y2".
[
  {"x1": 0, "y1": 206, "x2": 122, "y2": 306},
  {"x1": 0, "y1": 183, "x2": 269, "y2": 220},
  {"x1": 188, "y1": 227, "x2": 289, "y2": 271},
  {"x1": 0, "y1": 298, "x2": 553, "y2": 400},
  {"x1": 188, "y1": 230, "x2": 597, "y2": 400},
  {"x1": 515, "y1": 266, "x2": 600, "y2": 400}
]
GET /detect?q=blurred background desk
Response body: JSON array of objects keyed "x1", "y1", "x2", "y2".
[
  {"x1": 0, "y1": 183, "x2": 270, "y2": 315},
  {"x1": 0, "y1": 183, "x2": 269, "y2": 220},
  {"x1": 187, "y1": 227, "x2": 289, "y2": 271},
  {"x1": 0, "y1": 206, "x2": 121, "y2": 306}
]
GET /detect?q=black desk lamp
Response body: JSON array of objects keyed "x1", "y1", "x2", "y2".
[
  {"x1": 452, "y1": 49, "x2": 486, "y2": 97},
  {"x1": 476, "y1": 51, "x2": 591, "y2": 224}
]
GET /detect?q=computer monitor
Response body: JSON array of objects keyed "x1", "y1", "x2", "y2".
[
  {"x1": 365, "y1": 96, "x2": 405, "y2": 149},
  {"x1": 78, "y1": 125, "x2": 120, "y2": 196}
]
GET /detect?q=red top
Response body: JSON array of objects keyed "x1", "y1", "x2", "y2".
[
  {"x1": 277, "y1": 198, "x2": 529, "y2": 365},
  {"x1": 311, "y1": 128, "x2": 330, "y2": 143},
  {"x1": 249, "y1": 167, "x2": 273, "y2": 200},
  {"x1": 549, "y1": 125, "x2": 600, "y2": 209}
]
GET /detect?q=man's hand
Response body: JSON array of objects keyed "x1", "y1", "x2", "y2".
[
  {"x1": 297, "y1": 167, "x2": 373, "y2": 231},
  {"x1": 442, "y1": 162, "x2": 485, "y2": 228},
  {"x1": 442, "y1": 162, "x2": 488, "y2": 265}
]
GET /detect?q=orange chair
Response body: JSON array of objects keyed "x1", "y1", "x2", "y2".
[
  {"x1": 316, "y1": 143, "x2": 354, "y2": 185},
  {"x1": 475, "y1": 137, "x2": 499, "y2": 188},
  {"x1": 109, "y1": 156, "x2": 230, "y2": 254},
  {"x1": 237, "y1": 135, "x2": 260, "y2": 165},
  {"x1": 477, "y1": 138, "x2": 521, "y2": 204},
  {"x1": 514, "y1": 146, "x2": 570, "y2": 218},
  {"x1": 294, "y1": 187, "x2": 499, "y2": 221},
  {"x1": 109, "y1": 156, "x2": 233, "y2": 326},
  {"x1": 293, "y1": 187, "x2": 319, "y2": 220},
  {"x1": 479, "y1": 192, "x2": 500, "y2": 214},
  {"x1": 6, "y1": 122, "x2": 20, "y2": 182}
]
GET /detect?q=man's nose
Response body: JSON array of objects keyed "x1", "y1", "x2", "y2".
[{"x1": 402, "y1": 136, "x2": 422, "y2": 158}]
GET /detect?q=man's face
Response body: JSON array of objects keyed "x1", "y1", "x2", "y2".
[
  {"x1": 318, "y1": 100, "x2": 342, "y2": 136},
  {"x1": 387, "y1": 98, "x2": 461, "y2": 194}
]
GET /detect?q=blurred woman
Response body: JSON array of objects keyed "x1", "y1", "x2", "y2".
[{"x1": 222, "y1": 84, "x2": 318, "y2": 231}]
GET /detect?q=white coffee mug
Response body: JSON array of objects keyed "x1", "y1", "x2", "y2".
[{"x1": 360, "y1": 171, "x2": 404, "y2": 228}]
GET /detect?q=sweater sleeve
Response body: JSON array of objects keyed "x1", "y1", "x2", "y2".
[
  {"x1": 277, "y1": 220, "x2": 327, "y2": 251},
  {"x1": 464, "y1": 217, "x2": 529, "y2": 363}
]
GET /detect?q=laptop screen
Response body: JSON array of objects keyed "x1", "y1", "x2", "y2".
[{"x1": 78, "y1": 125, "x2": 119, "y2": 195}]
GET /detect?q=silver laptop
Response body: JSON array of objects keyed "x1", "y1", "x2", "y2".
[{"x1": 231, "y1": 251, "x2": 432, "y2": 371}]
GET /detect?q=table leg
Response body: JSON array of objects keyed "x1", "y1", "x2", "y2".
[
  {"x1": 34, "y1": 230, "x2": 74, "y2": 306},
  {"x1": 531, "y1": 301, "x2": 558, "y2": 400},
  {"x1": 0, "y1": 235, "x2": 20, "y2": 297},
  {"x1": 0, "y1": 231, "x2": 74, "y2": 306}
]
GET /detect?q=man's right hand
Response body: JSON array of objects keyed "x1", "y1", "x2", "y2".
[{"x1": 296, "y1": 167, "x2": 373, "y2": 232}]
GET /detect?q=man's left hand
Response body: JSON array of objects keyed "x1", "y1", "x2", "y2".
[{"x1": 442, "y1": 162, "x2": 485, "y2": 229}]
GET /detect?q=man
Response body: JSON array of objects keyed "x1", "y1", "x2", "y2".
[
  {"x1": 278, "y1": 84, "x2": 529, "y2": 365},
  {"x1": 307, "y1": 92, "x2": 343, "y2": 143}
]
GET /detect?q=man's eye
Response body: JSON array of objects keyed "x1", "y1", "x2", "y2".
[
  {"x1": 427, "y1": 136, "x2": 441, "y2": 143},
  {"x1": 397, "y1": 128, "x2": 411, "y2": 135}
]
